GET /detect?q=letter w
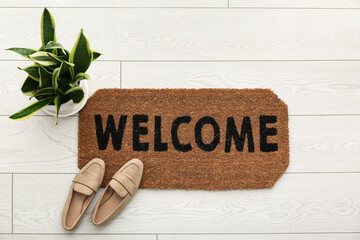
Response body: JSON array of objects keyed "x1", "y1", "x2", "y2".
[{"x1": 95, "y1": 115, "x2": 127, "y2": 150}]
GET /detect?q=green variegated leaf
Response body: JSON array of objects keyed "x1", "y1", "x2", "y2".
[
  {"x1": 41, "y1": 8, "x2": 56, "y2": 46},
  {"x1": 29, "y1": 52, "x2": 58, "y2": 66},
  {"x1": 56, "y1": 49, "x2": 70, "y2": 60},
  {"x1": 18, "y1": 65, "x2": 40, "y2": 81},
  {"x1": 47, "y1": 53, "x2": 74, "y2": 72},
  {"x1": 54, "y1": 95, "x2": 61, "y2": 125},
  {"x1": 30, "y1": 87, "x2": 56, "y2": 99},
  {"x1": 45, "y1": 41, "x2": 63, "y2": 50},
  {"x1": 63, "y1": 49, "x2": 70, "y2": 57},
  {"x1": 64, "y1": 87, "x2": 84, "y2": 104},
  {"x1": 21, "y1": 76, "x2": 39, "y2": 96},
  {"x1": 42, "y1": 66, "x2": 56, "y2": 74},
  {"x1": 9, "y1": 97, "x2": 54, "y2": 121},
  {"x1": 39, "y1": 66, "x2": 52, "y2": 87},
  {"x1": 92, "y1": 51, "x2": 101, "y2": 61},
  {"x1": 58, "y1": 77, "x2": 68, "y2": 93},
  {"x1": 47, "y1": 52, "x2": 68, "y2": 62},
  {"x1": 69, "y1": 30, "x2": 92, "y2": 76},
  {"x1": 52, "y1": 67, "x2": 60, "y2": 90},
  {"x1": 44, "y1": 42, "x2": 67, "y2": 58},
  {"x1": 59, "y1": 61, "x2": 71, "y2": 77},
  {"x1": 6, "y1": 48, "x2": 37, "y2": 59},
  {"x1": 70, "y1": 72, "x2": 90, "y2": 87}
]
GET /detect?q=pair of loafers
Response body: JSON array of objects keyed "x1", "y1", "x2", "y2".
[{"x1": 61, "y1": 158, "x2": 143, "y2": 231}]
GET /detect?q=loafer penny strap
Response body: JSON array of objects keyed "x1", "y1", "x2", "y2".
[
  {"x1": 73, "y1": 173, "x2": 101, "y2": 194},
  {"x1": 109, "y1": 179, "x2": 128, "y2": 198},
  {"x1": 111, "y1": 171, "x2": 137, "y2": 196}
]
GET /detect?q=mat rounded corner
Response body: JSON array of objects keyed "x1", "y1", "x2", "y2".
[
  {"x1": 88, "y1": 88, "x2": 113, "y2": 100},
  {"x1": 266, "y1": 88, "x2": 288, "y2": 109},
  {"x1": 267, "y1": 158, "x2": 290, "y2": 189}
]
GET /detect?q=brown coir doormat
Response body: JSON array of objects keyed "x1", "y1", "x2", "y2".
[{"x1": 78, "y1": 89, "x2": 289, "y2": 190}]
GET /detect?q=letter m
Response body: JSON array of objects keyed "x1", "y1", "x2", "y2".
[{"x1": 95, "y1": 115, "x2": 127, "y2": 150}]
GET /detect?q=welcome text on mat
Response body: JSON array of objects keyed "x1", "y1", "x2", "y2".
[{"x1": 94, "y1": 114, "x2": 278, "y2": 153}]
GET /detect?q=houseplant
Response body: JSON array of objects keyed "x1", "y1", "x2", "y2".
[{"x1": 8, "y1": 8, "x2": 101, "y2": 124}]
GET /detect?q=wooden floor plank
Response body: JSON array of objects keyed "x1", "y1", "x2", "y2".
[
  {"x1": 0, "y1": 61, "x2": 120, "y2": 116},
  {"x1": 1, "y1": 115, "x2": 359, "y2": 173},
  {"x1": 0, "y1": 174, "x2": 12, "y2": 233},
  {"x1": 122, "y1": 61, "x2": 360, "y2": 115},
  {"x1": 1, "y1": 233, "x2": 359, "y2": 240},
  {"x1": 229, "y1": 0, "x2": 360, "y2": 8},
  {"x1": 288, "y1": 116, "x2": 360, "y2": 172},
  {"x1": 159, "y1": 234, "x2": 360, "y2": 240},
  {"x1": 13, "y1": 173, "x2": 360, "y2": 233},
  {"x1": 0, "y1": 0, "x2": 227, "y2": 8},
  {"x1": 1, "y1": 0, "x2": 359, "y2": 8},
  {"x1": 0, "y1": 116, "x2": 78, "y2": 173},
  {"x1": 1, "y1": 8, "x2": 360, "y2": 61},
  {"x1": 0, "y1": 235, "x2": 156, "y2": 240}
]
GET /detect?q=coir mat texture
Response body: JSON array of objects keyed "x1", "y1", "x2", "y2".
[{"x1": 78, "y1": 89, "x2": 289, "y2": 190}]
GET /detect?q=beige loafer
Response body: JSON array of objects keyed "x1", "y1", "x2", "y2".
[
  {"x1": 61, "y1": 158, "x2": 105, "y2": 231},
  {"x1": 91, "y1": 158, "x2": 143, "y2": 226}
]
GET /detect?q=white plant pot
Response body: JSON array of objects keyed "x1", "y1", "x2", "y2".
[{"x1": 42, "y1": 80, "x2": 89, "y2": 117}]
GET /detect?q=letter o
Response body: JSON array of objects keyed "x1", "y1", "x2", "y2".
[{"x1": 195, "y1": 116, "x2": 220, "y2": 152}]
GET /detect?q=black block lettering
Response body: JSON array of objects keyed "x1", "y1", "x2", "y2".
[
  {"x1": 133, "y1": 115, "x2": 149, "y2": 151},
  {"x1": 225, "y1": 117, "x2": 254, "y2": 153},
  {"x1": 171, "y1": 116, "x2": 192, "y2": 152},
  {"x1": 154, "y1": 116, "x2": 168, "y2": 151},
  {"x1": 195, "y1": 116, "x2": 220, "y2": 152},
  {"x1": 95, "y1": 114, "x2": 127, "y2": 151},
  {"x1": 260, "y1": 115, "x2": 278, "y2": 152}
]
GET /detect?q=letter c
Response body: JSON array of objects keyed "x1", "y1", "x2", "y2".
[{"x1": 171, "y1": 116, "x2": 192, "y2": 152}]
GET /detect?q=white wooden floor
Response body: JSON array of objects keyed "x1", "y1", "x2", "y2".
[{"x1": 1, "y1": 1, "x2": 360, "y2": 239}]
